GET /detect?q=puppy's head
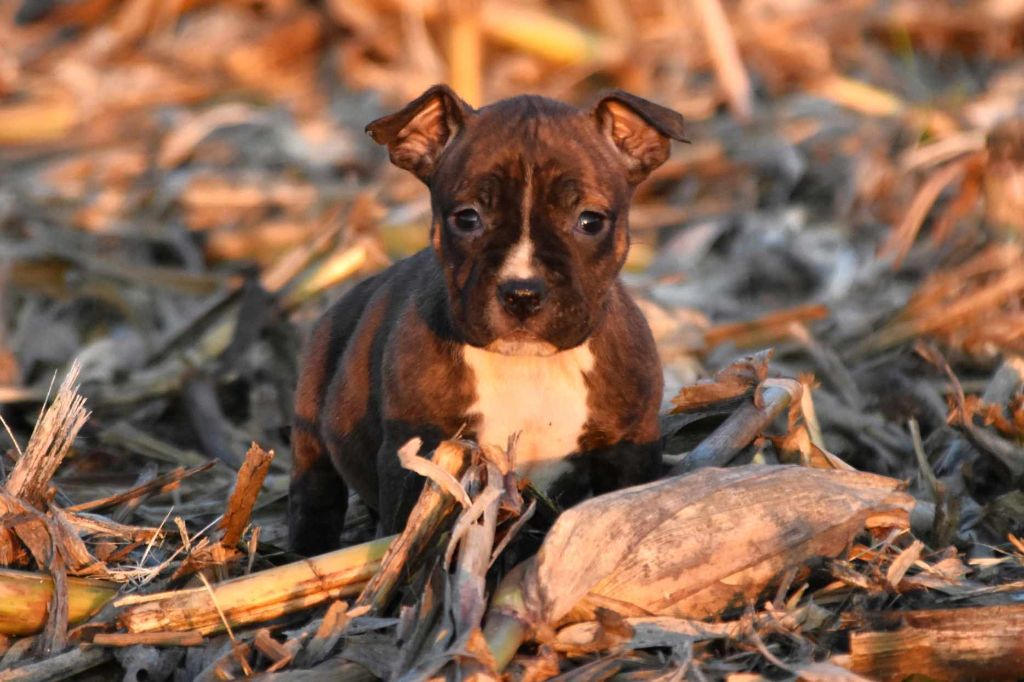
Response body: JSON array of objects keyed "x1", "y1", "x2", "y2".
[{"x1": 367, "y1": 86, "x2": 686, "y2": 355}]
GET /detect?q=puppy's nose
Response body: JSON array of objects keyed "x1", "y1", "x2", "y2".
[{"x1": 498, "y1": 279, "x2": 547, "y2": 320}]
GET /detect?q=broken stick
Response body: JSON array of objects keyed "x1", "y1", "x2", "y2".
[{"x1": 219, "y1": 443, "x2": 274, "y2": 548}]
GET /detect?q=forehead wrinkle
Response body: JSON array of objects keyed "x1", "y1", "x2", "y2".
[
  {"x1": 537, "y1": 169, "x2": 581, "y2": 209},
  {"x1": 533, "y1": 154, "x2": 613, "y2": 211},
  {"x1": 451, "y1": 156, "x2": 518, "y2": 207}
]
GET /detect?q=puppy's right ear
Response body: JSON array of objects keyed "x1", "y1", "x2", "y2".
[{"x1": 365, "y1": 84, "x2": 474, "y2": 184}]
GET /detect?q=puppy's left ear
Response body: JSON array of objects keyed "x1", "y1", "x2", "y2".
[
  {"x1": 365, "y1": 84, "x2": 474, "y2": 184},
  {"x1": 592, "y1": 91, "x2": 688, "y2": 184}
]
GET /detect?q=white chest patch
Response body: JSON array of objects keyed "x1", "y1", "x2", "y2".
[{"x1": 462, "y1": 343, "x2": 594, "y2": 491}]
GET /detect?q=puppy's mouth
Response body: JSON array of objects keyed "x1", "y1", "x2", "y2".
[{"x1": 483, "y1": 330, "x2": 559, "y2": 357}]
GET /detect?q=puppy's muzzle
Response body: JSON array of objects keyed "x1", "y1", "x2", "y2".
[{"x1": 498, "y1": 278, "x2": 547, "y2": 320}]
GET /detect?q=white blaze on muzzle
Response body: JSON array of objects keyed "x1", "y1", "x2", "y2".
[{"x1": 499, "y1": 163, "x2": 538, "y2": 280}]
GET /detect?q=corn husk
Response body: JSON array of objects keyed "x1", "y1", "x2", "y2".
[{"x1": 485, "y1": 465, "x2": 914, "y2": 668}]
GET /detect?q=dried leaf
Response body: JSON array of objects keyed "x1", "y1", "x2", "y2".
[
  {"x1": 671, "y1": 350, "x2": 772, "y2": 413},
  {"x1": 398, "y1": 439, "x2": 472, "y2": 509},
  {"x1": 885, "y1": 540, "x2": 924, "y2": 590}
]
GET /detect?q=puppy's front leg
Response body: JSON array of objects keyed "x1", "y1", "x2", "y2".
[
  {"x1": 374, "y1": 429, "x2": 444, "y2": 535},
  {"x1": 588, "y1": 441, "x2": 662, "y2": 495},
  {"x1": 289, "y1": 422, "x2": 348, "y2": 555}
]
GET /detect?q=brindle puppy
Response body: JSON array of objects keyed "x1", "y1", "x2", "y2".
[{"x1": 289, "y1": 86, "x2": 686, "y2": 554}]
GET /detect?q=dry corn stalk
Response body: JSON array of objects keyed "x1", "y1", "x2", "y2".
[
  {"x1": 670, "y1": 378, "x2": 801, "y2": 474},
  {"x1": 0, "y1": 362, "x2": 93, "y2": 651},
  {"x1": 446, "y1": 0, "x2": 483, "y2": 106},
  {"x1": 0, "y1": 89, "x2": 78, "y2": 145},
  {"x1": 399, "y1": 455, "x2": 506, "y2": 679},
  {"x1": 5, "y1": 362, "x2": 89, "y2": 508},
  {"x1": 355, "y1": 439, "x2": 474, "y2": 614},
  {"x1": 691, "y1": 0, "x2": 753, "y2": 121},
  {"x1": 848, "y1": 603, "x2": 1024, "y2": 681},
  {"x1": 0, "y1": 568, "x2": 117, "y2": 636},
  {"x1": 280, "y1": 236, "x2": 389, "y2": 310},
  {"x1": 984, "y1": 117, "x2": 1024, "y2": 238},
  {"x1": 702, "y1": 303, "x2": 829, "y2": 350},
  {"x1": 117, "y1": 536, "x2": 392, "y2": 636},
  {"x1": 484, "y1": 465, "x2": 914, "y2": 669},
  {"x1": 119, "y1": 437, "x2": 473, "y2": 635},
  {"x1": 332, "y1": 0, "x2": 624, "y2": 65},
  {"x1": 858, "y1": 243, "x2": 1024, "y2": 356}
]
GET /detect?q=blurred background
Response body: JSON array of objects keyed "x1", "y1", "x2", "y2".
[{"x1": 0, "y1": 0, "x2": 1022, "y2": 546}]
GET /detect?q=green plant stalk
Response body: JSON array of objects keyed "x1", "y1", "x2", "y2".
[
  {"x1": 483, "y1": 559, "x2": 533, "y2": 671},
  {"x1": 0, "y1": 568, "x2": 118, "y2": 636}
]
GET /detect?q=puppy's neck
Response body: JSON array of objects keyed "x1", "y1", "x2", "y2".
[{"x1": 479, "y1": 338, "x2": 561, "y2": 357}]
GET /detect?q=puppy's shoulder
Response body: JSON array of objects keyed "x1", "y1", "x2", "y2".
[
  {"x1": 302, "y1": 249, "x2": 442, "y2": 386},
  {"x1": 585, "y1": 281, "x2": 662, "y2": 441},
  {"x1": 591, "y1": 281, "x2": 660, "y2": 370},
  {"x1": 373, "y1": 250, "x2": 474, "y2": 426}
]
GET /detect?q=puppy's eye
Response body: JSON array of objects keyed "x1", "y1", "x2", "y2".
[
  {"x1": 450, "y1": 208, "x2": 483, "y2": 235},
  {"x1": 575, "y1": 211, "x2": 606, "y2": 236}
]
